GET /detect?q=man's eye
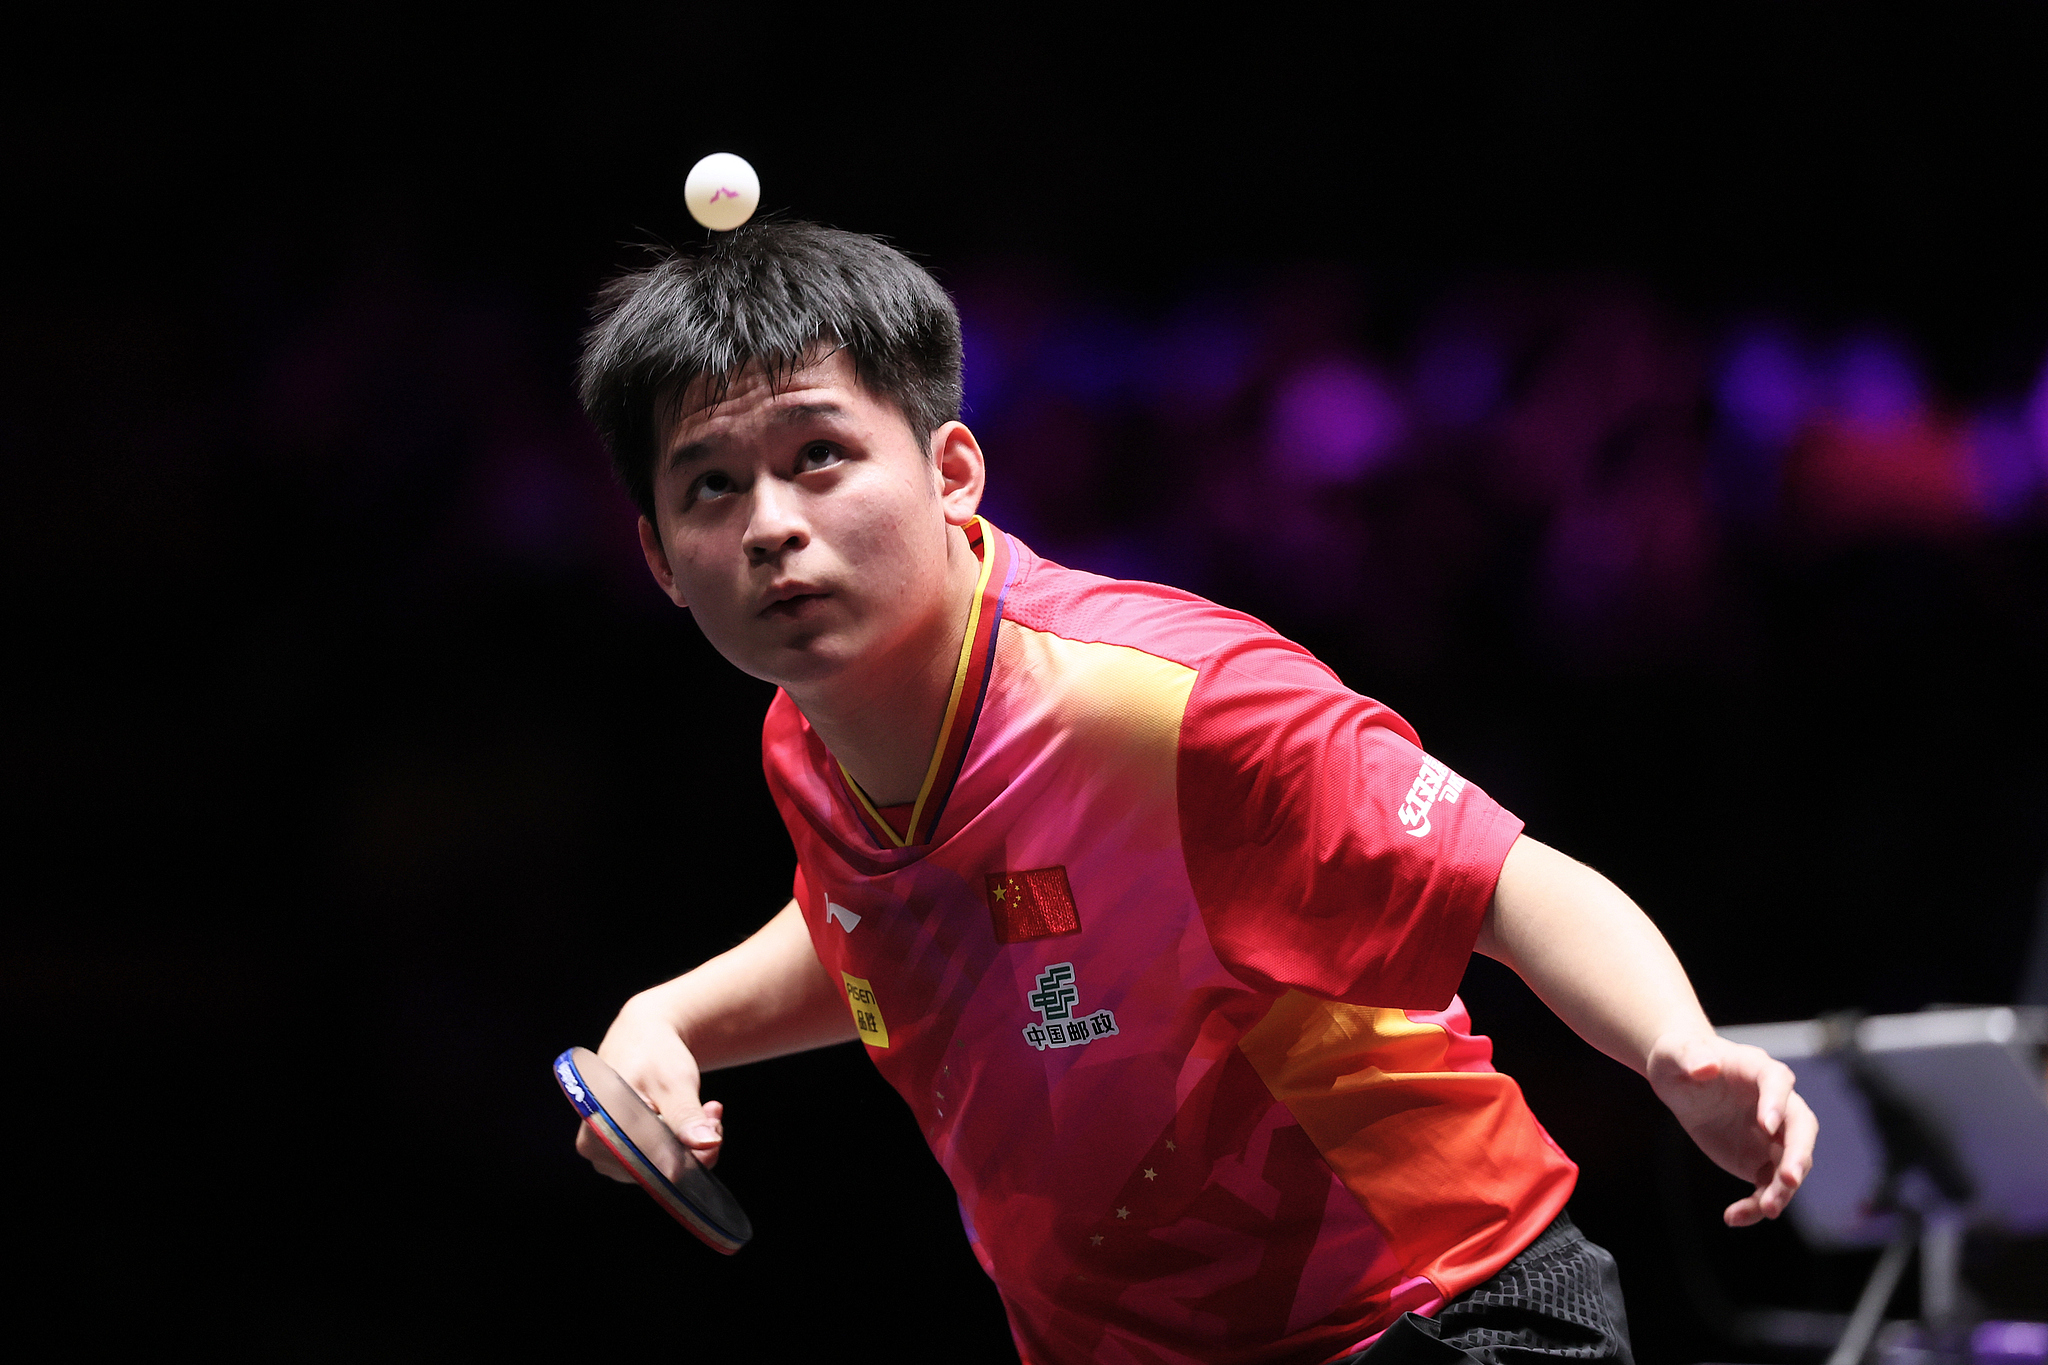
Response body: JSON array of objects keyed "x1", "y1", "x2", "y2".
[
  {"x1": 799, "y1": 442, "x2": 842, "y2": 471},
  {"x1": 693, "y1": 471, "x2": 736, "y2": 501}
]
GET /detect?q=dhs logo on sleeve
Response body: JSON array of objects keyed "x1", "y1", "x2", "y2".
[{"x1": 1397, "y1": 757, "x2": 1467, "y2": 838}]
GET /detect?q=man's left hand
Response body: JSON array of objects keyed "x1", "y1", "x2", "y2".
[{"x1": 1648, "y1": 1032, "x2": 1817, "y2": 1226}]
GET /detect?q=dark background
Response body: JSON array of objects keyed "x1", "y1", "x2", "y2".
[{"x1": 8, "y1": 10, "x2": 2046, "y2": 1360}]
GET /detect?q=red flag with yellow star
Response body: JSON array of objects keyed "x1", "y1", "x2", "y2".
[{"x1": 984, "y1": 866, "x2": 1080, "y2": 943}]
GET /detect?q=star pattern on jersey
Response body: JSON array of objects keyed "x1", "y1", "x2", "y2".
[
  {"x1": 1089, "y1": 1234, "x2": 1103, "y2": 1246},
  {"x1": 1095, "y1": 1130, "x2": 1184, "y2": 1235}
]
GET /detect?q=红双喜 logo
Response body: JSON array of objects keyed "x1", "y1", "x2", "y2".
[{"x1": 1397, "y1": 756, "x2": 1467, "y2": 838}]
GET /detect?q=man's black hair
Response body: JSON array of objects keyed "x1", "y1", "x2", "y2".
[{"x1": 577, "y1": 220, "x2": 964, "y2": 520}]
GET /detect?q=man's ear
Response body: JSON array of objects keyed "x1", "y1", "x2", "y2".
[
  {"x1": 930, "y1": 421, "x2": 986, "y2": 527},
  {"x1": 637, "y1": 515, "x2": 690, "y2": 610}
]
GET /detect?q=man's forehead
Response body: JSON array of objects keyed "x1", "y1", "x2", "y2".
[{"x1": 660, "y1": 350, "x2": 871, "y2": 446}]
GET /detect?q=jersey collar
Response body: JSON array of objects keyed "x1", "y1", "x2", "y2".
[{"x1": 838, "y1": 516, "x2": 1014, "y2": 850}]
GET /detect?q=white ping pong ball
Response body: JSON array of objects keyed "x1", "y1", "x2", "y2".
[{"x1": 684, "y1": 152, "x2": 761, "y2": 231}]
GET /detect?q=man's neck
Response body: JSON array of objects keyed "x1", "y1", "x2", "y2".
[{"x1": 785, "y1": 526, "x2": 982, "y2": 808}]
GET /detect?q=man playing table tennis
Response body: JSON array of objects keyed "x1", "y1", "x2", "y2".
[{"x1": 572, "y1": 223, "x2": 1816, "y2": 1364}]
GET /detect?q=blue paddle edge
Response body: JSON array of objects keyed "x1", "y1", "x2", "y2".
[{"x1": 552, "y1": 1048, "x2": 750, "y2": 1253}]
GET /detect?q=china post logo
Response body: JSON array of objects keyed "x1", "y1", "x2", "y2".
[{"x1": 1021, "y1": 962, "x2": 1119, "y2": 1052}]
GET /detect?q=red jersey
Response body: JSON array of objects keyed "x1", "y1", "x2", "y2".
[{"x1": 764, "y1": 519, "x2": 1576, "y2": 1364}]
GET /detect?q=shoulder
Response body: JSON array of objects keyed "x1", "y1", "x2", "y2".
[
  {"x1": 998, "y1": 533, "x2": 1417, "y2": 751},
  {"x1": 1002, "y1": 537, "x2": 1318, "y2": 677}
]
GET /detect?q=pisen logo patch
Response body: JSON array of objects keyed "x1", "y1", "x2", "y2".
[
  {"x1": 1397, "y1": 757, "x2": 1467, "y2": 838},
  {"x1": 842, "y1": 972, "x2": 889, "y2": 1048},
  {"x1": 1021, "y1": 962, "x2": 1119, "y2": 1052}
]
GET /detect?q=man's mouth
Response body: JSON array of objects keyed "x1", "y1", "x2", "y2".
[{"x1": 761, "y1": 588, "x2": 828, "y2": 619}]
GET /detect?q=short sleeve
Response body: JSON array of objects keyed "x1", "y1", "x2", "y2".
[{"x1": 1177, "y1": 634, "x2": 1523, "y2": 1008}]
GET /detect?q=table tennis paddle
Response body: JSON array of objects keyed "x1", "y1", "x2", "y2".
[{"x1": 552, "y1": 1046, "x2": 752, "y2": 1254}]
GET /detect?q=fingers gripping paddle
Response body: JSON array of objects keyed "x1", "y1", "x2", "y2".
[{"x1": 552, "y1": 1047, "x2": 752, "y2": 1253}]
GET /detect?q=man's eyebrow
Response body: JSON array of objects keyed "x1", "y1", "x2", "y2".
[
  {"x1": 664, "y1": 439, "x2": 714, "y2": 472},
  {"x1": 773, "y1": 401, "x2": 851, "y2": 424},
  {"x1": 663, "y1": 402, "x2": 853, "y2": 471}
]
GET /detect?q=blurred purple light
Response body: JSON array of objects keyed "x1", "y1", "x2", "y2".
[
  {"x1": 946, "y1": 260, "x2": 2042, "y2": 660},
  {"x1": 1973, "y1": 1320, "x2": 2048, "y2": 1365},
  {"x1": 1146, "y1": 304, "x2": 1255, "y2": 415},
  {"x1": 1412, "y1": 331, "x2": 1505, "y2": 429},
  {"x1": 1719, "y1": 326, "x2": 1811, "y2": 449},
  {"x1": 1041, "y1": 311, "x2": 1143, "y2": 408},
  {"x1": 2028, "y1": 350, "x2": 2048, "y2": 470},
  {"x1": 1268, "y1": 357, "x2": 1407, "y2": 484},
  {"x1": 1833, "y1": 334, "x2": 1924, "y2": 427},
  {"x1": 959, "y1": 319, "x2": 1007, "y2": 420},
  {"x1": 1965, "y1": 411, "x2": 2043, "y2": 522}
]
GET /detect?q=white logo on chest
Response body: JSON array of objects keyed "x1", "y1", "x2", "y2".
[
  {"x1": 826, "y1": 902, "x2": 863, "y2": 933},
  {"x1": 1021, "y1": 962, "x2": 1119, "y2": 1052}
]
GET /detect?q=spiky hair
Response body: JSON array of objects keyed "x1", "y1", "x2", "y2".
[{"x1": 577, "y1": 220, "x2": 963, "y2": 519}]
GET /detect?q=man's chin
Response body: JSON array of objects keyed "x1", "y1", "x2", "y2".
[{"x1": 732, "y1": 633, "x2": 857, "y2": 690}]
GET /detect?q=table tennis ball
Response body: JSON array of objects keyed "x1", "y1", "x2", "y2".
[{"x1": 684, "y1": 153, "x2": 760, "y2": 231}]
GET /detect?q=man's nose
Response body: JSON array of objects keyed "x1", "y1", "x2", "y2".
[{"x1": 743, "y1": 478, "x2": 808, "y2": 562}]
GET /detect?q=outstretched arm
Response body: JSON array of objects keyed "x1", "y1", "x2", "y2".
[
  {"x1": 576, "y1": 898, "x2": 855, "y2": 1180},
  {"x1": 1475, "y1": 835, "x2": 1816, "y2": 1226}
]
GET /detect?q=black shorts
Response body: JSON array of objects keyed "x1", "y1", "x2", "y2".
[{"x1": 1336, "y1": 1212, "x2": 1634, "y2": 1364}]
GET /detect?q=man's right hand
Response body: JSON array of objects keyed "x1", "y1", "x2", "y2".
[
  {"x1": 574, "y1": 992, "x2": 726, "y2": 1179},
  {"x1": 568, "y1": 898, "x2": 858, "y2": 1182}
]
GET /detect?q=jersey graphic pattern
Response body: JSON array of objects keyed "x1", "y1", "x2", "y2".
[{"x1": 766, "y1": 519, "x2": 1574, "y2": 1365}]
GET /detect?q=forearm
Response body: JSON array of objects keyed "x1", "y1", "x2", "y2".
[
  {"x1": 1473, "y1": 838, "x2": 1816, "y2": 1225},
  {"x1": 1475, "y1": 835, "x2": 1713, "y2": 1076},
  {"x1": 623, "y1": 898, "x2": 856, "y2": 1071}
]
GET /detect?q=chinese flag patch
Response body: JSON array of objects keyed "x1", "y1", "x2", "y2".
[{"x1": 984, "y1": 867, "x2": 1081, "y2": 944}]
